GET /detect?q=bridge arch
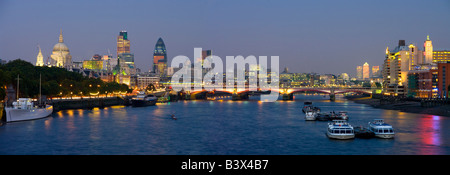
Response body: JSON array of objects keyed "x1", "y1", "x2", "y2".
[
  {"x1": 335, "y1": 89, "x2": 372, "y2": 94},
  {"x1": 288, "y1": 89, "x2": 331, "y2": 94}
]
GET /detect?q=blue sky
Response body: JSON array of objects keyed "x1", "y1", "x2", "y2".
[{"x1": 1, "y1": 0, "x2": 450, "y2": 76}]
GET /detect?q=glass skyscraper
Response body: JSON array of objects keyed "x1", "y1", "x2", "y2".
[{"x1": 153, "y1": 37, "x2": 167, "y2": 76}]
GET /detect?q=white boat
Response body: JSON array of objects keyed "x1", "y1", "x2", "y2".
[
  {"x1": 4, "y1": 74, "x2": 53, "y2": 122},
  {"x1": 5, "y1": 98, "x2": 53, "y2": 122},
  {"x1": 338, "y1": 111, "x2": 349, "y2": 120},
  {"x1": 131, "y1": 91, "x2": 157, "y2": 107},
  {"x1": 368, "y1": 119, "x2": 395, "y2": 139},
  {"x1": 305, "y1": 111, "x2": 316, "y2": 121},
  {"x1": 326, "y1": 120, "x2": 355, "y2": 140}
]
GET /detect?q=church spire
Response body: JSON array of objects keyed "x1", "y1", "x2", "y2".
[{"x1": 59, "y1": 29, "x2": 64, "y2": 43}]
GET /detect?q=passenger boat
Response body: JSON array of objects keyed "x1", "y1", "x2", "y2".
[
  {"x1": 326, "y1": 120, "x2": 355, "y2": 140},
  {"x1": 131, "y1": 92, "x2": 157, "y2": 107},
  {"x1": 305, "y1": 111, "x2": 316, "y2": 121},
  {"x1": 368, "y1": 119, "x2": 395, "y2": 139},
  {"x1": 4, "y1": 74, "x2": 53, "y2": 122}
]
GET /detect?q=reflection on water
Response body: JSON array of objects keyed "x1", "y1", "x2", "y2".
[{"x1": 1, "y1": 95, "x2": 450, "y2": 155}]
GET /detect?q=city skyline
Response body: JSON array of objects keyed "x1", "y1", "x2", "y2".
[{"x1": 1, "y1": 0, "x2": 450, "y2": 77}]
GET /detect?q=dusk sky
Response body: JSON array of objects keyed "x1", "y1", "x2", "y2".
[{"x1": 1, "y1": 0, "x2": 450, "y2": 76}]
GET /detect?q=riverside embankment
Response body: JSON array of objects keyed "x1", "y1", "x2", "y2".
[
  {"x1": 352, "y1": 97, "x2": 450, "y2": 117},
  {"x1": 49, "y1": 97, "x2": 129, "y2": 111}
]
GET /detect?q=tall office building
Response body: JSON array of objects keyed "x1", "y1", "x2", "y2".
[
  {"x1": 117, "y1": 31, "x2": 130, "y2": 56},
  {"x1": 363, "y1": 62, "x2": 370, "y2": 80},
  {"x1": 356, "y1": 66, "x2": 362, "y2": 80},
  {"x1": 153, "y1": 37, "x2": 167, "y2": 76},
  {"x1": 372, "y1": 66, "x2": 380, "y2": 77}
]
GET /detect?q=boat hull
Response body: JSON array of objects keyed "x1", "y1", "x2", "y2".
[
  {"x1": 375, "y1": 133, "x2": 395, "y2": 139},
  {"x1": 5, "y1": 105, "x2": 53, "y2": 122},
  {"x1": 326, "y1": 133, "x2": 355, "y2": 140},
  {"x1": 305, "y1": 117, "x2": 316, "y2": 121},
  {"x1": 131, "y1": 99, "x2": 157, "y2": 107}
]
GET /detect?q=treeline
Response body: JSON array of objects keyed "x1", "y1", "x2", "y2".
[{"x1": 0, "y1": 59, "x2": 130, "y2": 100}]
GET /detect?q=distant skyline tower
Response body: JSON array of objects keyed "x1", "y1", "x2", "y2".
[
  {"x1": 372, "y1": 66, "x2": 380, "y2": 77},
  {"x1": 424, "y1": 35, "x2": 433, "y2": 64},
  {"x1": 363, "y1": 62, "x2": 370, "y2": 80},
  {"x1": 117, "y1": 30, "x2": 130, "y2": 56},
  {"x1": 356, "y1": 66, "x2": 362, "y2": 80},
  {"x1": 36, "y1": 45, "x2": 44, "y2": 66},
  {"x1": 153, "y1": 37, "x2": 167, "y2": 76}
]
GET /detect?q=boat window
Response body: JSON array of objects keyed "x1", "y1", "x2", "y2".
[
  {"x1": 389, "y1": 129, "x2": 394, "y2": 133},
  {"x1": 384, "y1": 129, "x2": 389, "y2": 133}
]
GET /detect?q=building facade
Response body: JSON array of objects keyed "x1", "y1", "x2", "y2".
[
  {"x1": 437, "y1": 63, "x2": 450, "y2": 98},
  {"x1": 363, "y1": 62, "x2": 370, "y2": 80},
  {"x1": 372, "y1": 66, "x2": 380, "y2": 77},
  {"x1": 432, "y1": 50, "x2": 450, "y2": 63},
  {"x1": 382, "y1": 40, "x2": 421, "y2": 96},
  {"x1": 356, "y1": 66, "x2": 362, "y2": 80},
  {"x1": 117, "y1": 31, "x2": 130, "y2": 56}
]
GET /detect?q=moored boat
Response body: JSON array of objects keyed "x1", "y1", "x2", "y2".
[
  {"x1": 131, "y1": 92, "x2": 157, "y2": 107},
  {"x1": 4, "y1": 74, "x2": 53, "y2": 122},
  {"x1": 305, "y1": 111, "x2": 316, "y2": 121},
  {"x1": 326, "y1": 120, "x2": 355, "y2": 140},
  {"x1": 368, "y1": 119, "x2": 395, "y2": 139},
  {"x1": 5, "y1": 98, "x2": 53, "y2": 122}
]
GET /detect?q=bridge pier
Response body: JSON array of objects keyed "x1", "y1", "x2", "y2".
[
  {"x1": 282, "y1": 93, "x2": 293, "y2": 101},
  {"x1": 329, "y1": 87, "x2": 335, "y2": 101},
  {"x1": 329, "y1": 93, "x2": 335, "y2": 101}
]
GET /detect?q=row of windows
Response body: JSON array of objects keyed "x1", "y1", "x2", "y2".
[
  {"x1": 373, "y1": 128, "x2": 394, "y2": 134},
  {"x1": 328, "y1": 129, "x2": 354, "y2": 134}
]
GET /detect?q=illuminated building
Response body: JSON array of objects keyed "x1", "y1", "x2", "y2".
[
  {"x1": 153, "y1": 37, "x2": 167, "y2": 76},
  {"x1": 407, "y1": 68, "x2": 437, "y2": 98},
  {"x1": 117, "y1": 31, "x2": 130, "y2": 56},
  {"x1": 36, "y1": 45, "x2": 44, "y2": 66},
  {"x1": 136, "y1": 75, "x2": 160, "y2": 90},
  {"x1": 432, "y1": 50, "x2": 450, "y2": 63},
  {"x1": 382, "y1": 40, "x2": 419, "y2": 96},
  {"x1": 82, "y1": 60, "x2": 104, "y2": 71},
  {"x1": 356, "y1": 66, "x2": 362, "y2": 80},
  {"x1": 363, "y1": 62, "x2": 370, "y2": 80},
  {"x1": 372, "y1": 66, "x2": 380, "y2": 77},
  {"x1": 50, "y1": 29, "x2": 72, "y2": 68},
  {"x1": 437, "y1": 63, "x2": 450, "y2": 98},
  {"x1": 118, "y1": 53, "x2": 136, "y2": 75},
  {"x1": 424, "y1": 35, "x2": 433, "y2": 64}
]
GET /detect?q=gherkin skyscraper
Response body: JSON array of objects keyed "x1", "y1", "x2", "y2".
[{"x1": 153, "y1": 37, "x2": 167, "y2": 76}]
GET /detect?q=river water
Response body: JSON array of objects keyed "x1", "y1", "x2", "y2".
[{"x1": 1, "y1": 95, "x2": 450, "y2": 155}]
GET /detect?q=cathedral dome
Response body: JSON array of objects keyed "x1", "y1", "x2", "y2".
[
  {"x1": 53, "y1": 29, "x2": 69, "y2": 52},
  {"x1": 53, "y1": 43, "x2": 69, "y2": 52}
]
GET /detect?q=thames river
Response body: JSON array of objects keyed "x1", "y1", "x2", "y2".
[{"x1": 1, "y1": 95, "x2": 450, "y2": 155}]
